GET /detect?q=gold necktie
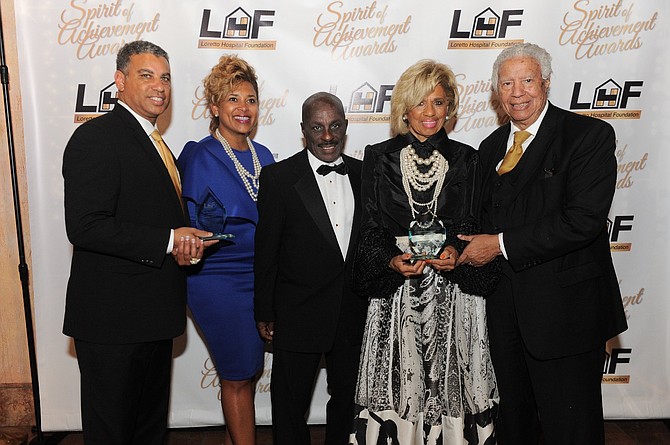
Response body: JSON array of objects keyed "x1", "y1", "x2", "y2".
[
  {"x1": 498, "y1": 130, "x2": 531, "y2": 175},
  {"x1": 150, "y1": 130, "x2": 182, "y2": 198}
]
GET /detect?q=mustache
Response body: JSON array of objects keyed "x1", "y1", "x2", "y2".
[{"x1": 317, "y1": 140, "x2": 340, "y2": 148}]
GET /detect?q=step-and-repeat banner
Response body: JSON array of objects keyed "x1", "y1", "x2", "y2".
[{"x1": 13, "y1": 0, "x2": 669, "y2": 430}]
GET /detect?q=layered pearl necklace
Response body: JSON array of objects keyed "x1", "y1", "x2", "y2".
[
  {"x1": 215, "y1": 129, "x2": 262, "y2": 201},
  {"x1": 399, "y1": 144, "x2": 449, "y2": 221}
]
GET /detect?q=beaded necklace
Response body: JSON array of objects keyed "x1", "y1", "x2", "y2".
[
  {"x1": 399, "y1": 144, "x2": 449, "y2": 223},
  {"x1": 214, "y1": 129, "x2": 262, "y2": 201}
]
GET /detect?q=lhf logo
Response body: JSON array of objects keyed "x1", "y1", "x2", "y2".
[
  {"x1": 346, "y1": 83, "x2": 393, "y2": 124},
  {"x1": 570, "y1": 79, "x2": 643, "y2": 120},
  {"x1": 73, "y1": 82, "x2": 117, "y2": 124},
  {"x1": 602, "y1": 348, "x2": 631, "y2": 384},
  {"x1": 448, "y1": 8, "x2": 524, "y2": 50},
  {"x1": 198, "y1": 7, "x2": 277, "y2": 50},
  {"x1": 608, "y1": 215, "x2": 633, "y2": 252}
]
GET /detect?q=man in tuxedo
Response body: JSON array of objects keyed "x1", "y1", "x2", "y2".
[
  {"x1": 63, "y1": 41, "x2": 213, "y2": 445},
  {"x1": 457, "y1": 43, "x2": 627, "y2": 444},
  {"x1": 254, "y1": 92, "x2": 367, "y2": 445}
]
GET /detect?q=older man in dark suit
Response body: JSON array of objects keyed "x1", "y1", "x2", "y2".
[
  {"x1": 457, "y1": 43, "x2": 627, "y2": 445},
  {"x1": 63, "y1": 41, "x2": 213, "y2": 445},
  {"x1": 254, "y1": 92, "x2": 367, "y2": 445}
]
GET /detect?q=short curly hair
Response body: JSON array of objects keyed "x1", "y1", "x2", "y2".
[
  {"x1": 491, "y1": 43, "x2": 552, "y2": 94},
  {"x1": 116, "y1": 40, "x2": 168, "y2": 73},
  {"x1": 203, "y1": 55, "x2": 259, "y2": 134},
  {"x1": 390, "y1": 60, "x2": 459, "y2": 136}
]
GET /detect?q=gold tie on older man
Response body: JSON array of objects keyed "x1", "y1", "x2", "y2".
[
  {"x1": 150, "y1": 129, "x2": 182, "y2": 197},
  {"x1": 498, "y1": 130, "x2": 531, "y2": 175}
]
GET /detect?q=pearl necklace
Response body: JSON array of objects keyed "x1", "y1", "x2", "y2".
[
  {"x1": 402, "y1": 147, "x2": 444, "y2": 191},
  {"x1": 399, "y1": 144, "x2": 449, "y2": 221},
  {"x1": 214, "y1": 129, "x2": 262, "y2": 201}
]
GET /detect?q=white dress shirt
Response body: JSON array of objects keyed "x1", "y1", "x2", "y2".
[{"x1": 307, "y1": 150, "x2": 355, "y2": 259}]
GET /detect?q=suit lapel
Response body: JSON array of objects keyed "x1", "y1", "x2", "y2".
[
  {"x1": 505, "y1": 104, "x2": 558, "y2": 202},
  {"x1": 343, "y1": 155, "x2": 361, "y2": 262},
  {"x1": 293, "y1": 151, "x2": 341, "y2": 255},
  {"x1": 481, "y1": 126, "x2": 510, "y2": 194},
  {"x1": 115, "y1": 106, "x2": 184, "y2": 218}
]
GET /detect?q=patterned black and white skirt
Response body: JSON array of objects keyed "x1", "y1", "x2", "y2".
[{"x1": 350, "y1": 267, "x2": 498, "y2": 445}]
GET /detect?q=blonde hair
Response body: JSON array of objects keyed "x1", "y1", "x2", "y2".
[
  {"x1": 390, "y1": 60, "x2": 459, "y2": 136},
  {"x1": 203, "y1": 55, "x2": 259, "y2": 134}
]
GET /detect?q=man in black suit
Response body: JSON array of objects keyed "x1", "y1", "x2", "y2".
[
  {"x1": 457, "y1": 43, "x2": 627, "y2": 444},
  {"x1": 63, "y1": 41, "x2": 213, "y2": 445},
  {"x1": 254, "y1": 92, "x2": 367, "y2": 445}
]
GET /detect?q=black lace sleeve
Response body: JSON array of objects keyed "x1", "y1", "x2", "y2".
[
  {"x1": 443, "y1": 219, "x2": 502, "y2": 297},
  {"x1": 352, "y1": 227, "x2": 404, "y2": 299}
]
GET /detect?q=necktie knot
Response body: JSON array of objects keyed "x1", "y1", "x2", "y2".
[
  {"x1": 498, "y1": 130, "x2": 531, "y2": 175},
  {"x1": 317, "y1": 162, "x2": 348, "y2": 176},
  {"x1": 513, "y1": 130, "x2": 531, "y2": 147}
]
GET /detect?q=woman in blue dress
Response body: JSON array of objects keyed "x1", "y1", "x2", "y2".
[{"x1": 178, "y1": 55, "x2": 274, "y2": 445}]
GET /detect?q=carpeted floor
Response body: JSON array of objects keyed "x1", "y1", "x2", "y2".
[{"x1": 7, "y1": 419, "x2": 669, "y2": 445}]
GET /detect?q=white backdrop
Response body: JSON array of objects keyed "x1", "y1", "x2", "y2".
[{"x1": 12, "y1": 0, "x2": 670, "y2": 430}]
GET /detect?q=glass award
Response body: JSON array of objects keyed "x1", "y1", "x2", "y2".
[
  {"x1": 408, "y1": 213, "x2": 446, "y2": 260},
  {"x1": 195, "y1": 190, "x2": 235, "y2": 241}
]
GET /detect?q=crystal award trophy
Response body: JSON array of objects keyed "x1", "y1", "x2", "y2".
[
  {"x1": 195, "y1": 190, "x2": 235, "y2": 241},
  {"x1": 408, "y1": 212, "x2": 446, "y2": 260}
]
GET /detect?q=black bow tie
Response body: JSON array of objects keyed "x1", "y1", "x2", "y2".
[{"x1": 317, "y1": 163, "x2": 348, "y2": 176}]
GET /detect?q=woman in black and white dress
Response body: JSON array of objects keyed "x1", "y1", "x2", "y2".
[{"x1": 350, "y1": 60, "x2": 499, "y2": 445}]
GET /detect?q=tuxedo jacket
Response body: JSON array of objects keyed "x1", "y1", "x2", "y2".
[
  {"x1": 478, "y1": 103, "x2": 627, "y2": 360},
  {"x1": 62, "y1": 105, "x2": 188, "y2": 344},
  {"x1": 254, "y1": 149, "x2": 367, "y2": 353}
]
